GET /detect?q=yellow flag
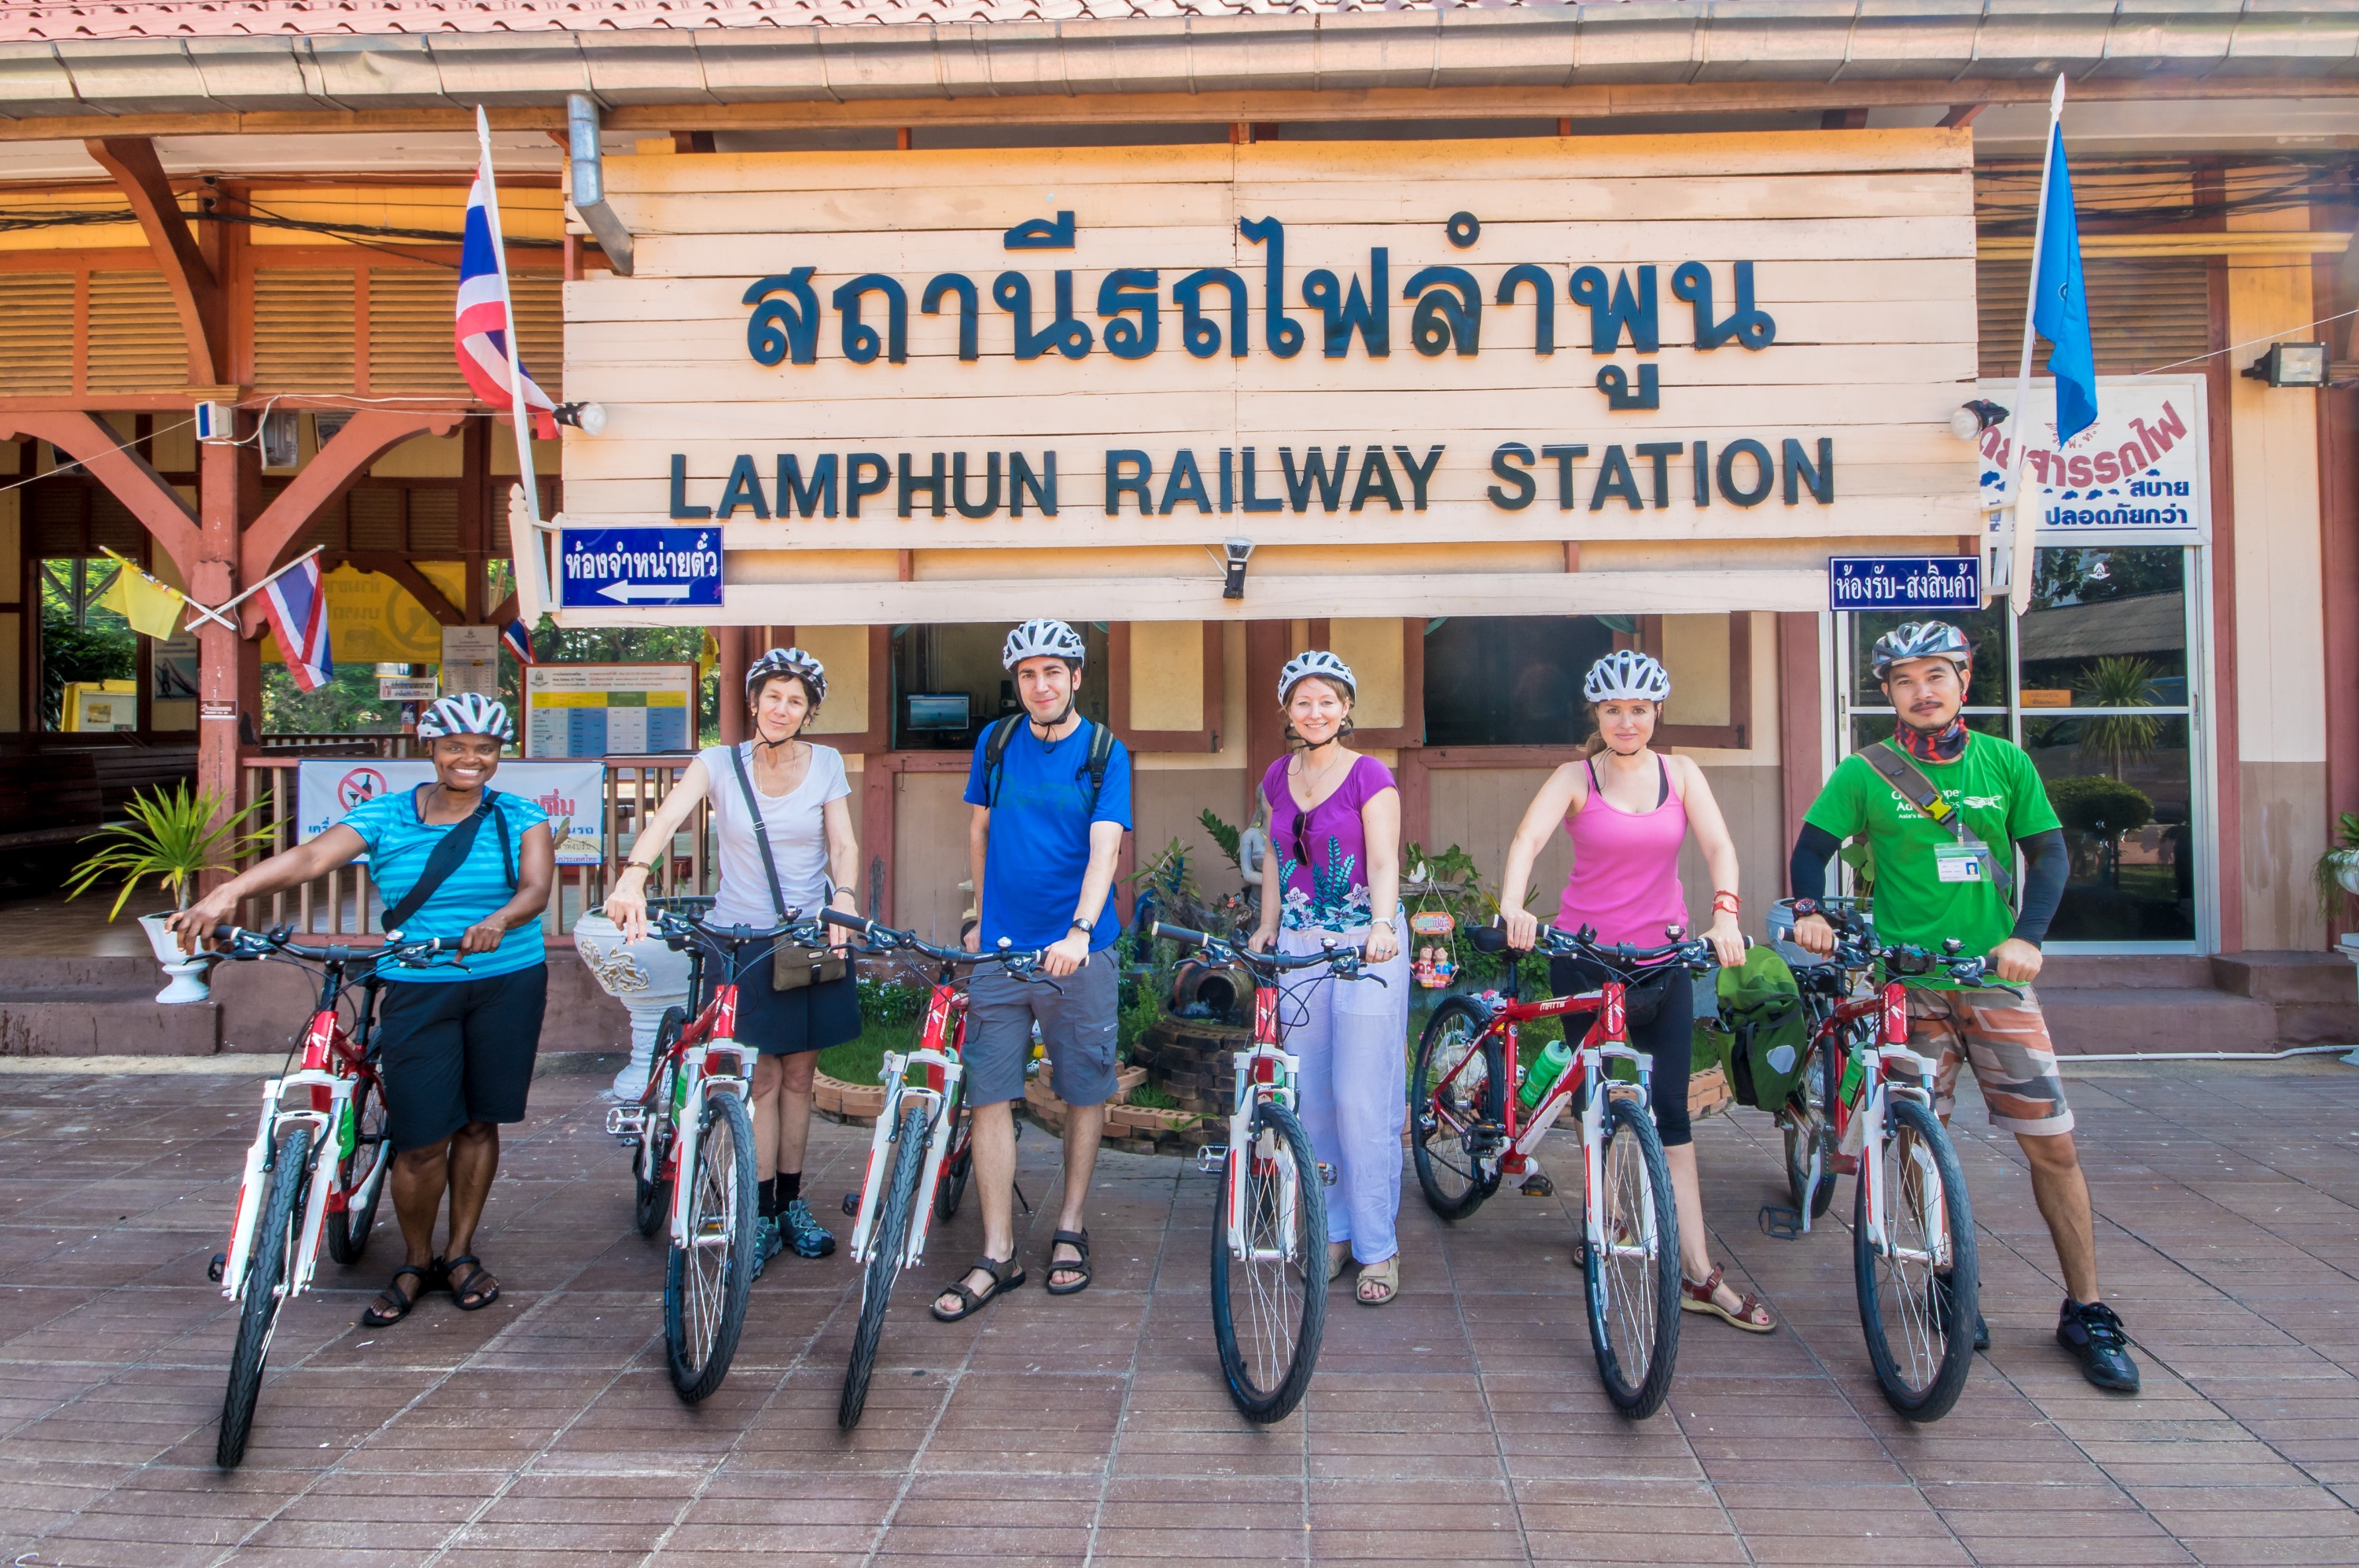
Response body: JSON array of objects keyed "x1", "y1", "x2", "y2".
[
  {"x1": 699, "y1": 628, "x2": 719, "y2": 679},
  {"x1": 97, "y1": 554, "x2": 186, "y2": 639}
]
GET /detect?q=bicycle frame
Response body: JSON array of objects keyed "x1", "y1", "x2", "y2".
[
  {"x1": 622, "y1": 940, "x2": 756, "y2": 1252},
  {"x1": 1201, "y1": 979, "x2": 1310, "y2": 1264},
  {"x1": 846, "y1": 966, "x2": 970, "y2": 1270},
  {"x1": 1802, "y1": 974, "x2": 1950, "y2": 1264}
]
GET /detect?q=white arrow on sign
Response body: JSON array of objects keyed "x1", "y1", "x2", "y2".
[{"x1": 598, "y1": 581, "x2": 693, "y2": 602}]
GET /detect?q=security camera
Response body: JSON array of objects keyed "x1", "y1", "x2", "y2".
[{"x1": 1222, "y1": 538, "x2": 1254, "y2": 600}]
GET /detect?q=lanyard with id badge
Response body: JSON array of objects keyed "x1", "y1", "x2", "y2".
[{"x1": 1863, "y1": 742, "x2": 2017, "y2": 905}]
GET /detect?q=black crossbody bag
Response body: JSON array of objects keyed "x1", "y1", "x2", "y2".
[
  {"x1": 727, "y1": 744, "x2": 845, "y2": 992},
  {"x1": 381, "y1": 788, "x2": 515, "y2": 936}
]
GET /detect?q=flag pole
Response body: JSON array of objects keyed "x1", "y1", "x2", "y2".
[
  {"x1": 1997, "y1": 73, "x2": 2068, "y2": 617},
  {"x1": 175, "y1": 544, "x2": 326, "y2": 631},
  {"x1": 477, "y1": 105, "x2": 550, "y2": 624}
]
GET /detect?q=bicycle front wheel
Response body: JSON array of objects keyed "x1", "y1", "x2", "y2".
[
  {"x1": 664, "y1": 1086, "x2": 756, "y2": 1404},
  {"x1": 1411, "y1": 997, "x2": 1503, "y2": 1221},
  {"x1": 326, "y1": 1074, "x2": 390, "y2": 1265},
  {"x1": 841, "y1": 1098, "x2": 930, "y2": 1430},
  {"x1": 1583, "y1": 1092, "x2": 1681, "y2": 1419},
  {"x1": 1209, "y1": 1099, "x2": 1328, "y2": 1424},
  {"x1": 218, "y1": 1123, "x2": 313, "y2": 1469},
  {"x1": 1783, "y1": 1036, "x2": 1840, "y2": 1220},
  {"x1": 1855, "y1": 1094, "x2": 1978, "y2": 1422}
]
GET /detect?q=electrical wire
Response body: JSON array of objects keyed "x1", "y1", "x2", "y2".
[{"x1": 2134, "y1": 304, "x2": 2359, "y2": 375}]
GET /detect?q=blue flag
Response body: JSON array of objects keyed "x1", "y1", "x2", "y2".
[{"x1": 2032, "y1": 120, "x2": 2097, "y2": 444}]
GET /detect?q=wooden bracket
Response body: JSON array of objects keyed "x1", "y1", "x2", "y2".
[
  {"x1": 237, "y1": 409, "x2": 466, "y2": 626},
  {"x1": 0, "y1": 409, "x2": 201, "y2": 575},
  {"x1": 85, "y1": 137, "x2": 223, "y2": 385},
  {"x1": 1938, "y1": 104, "x2": 1986, "y2": 129}
]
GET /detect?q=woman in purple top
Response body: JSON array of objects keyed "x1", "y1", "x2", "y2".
[{"x1": 1248, "y1": 651, "x2": 1412, "y2": 1305}]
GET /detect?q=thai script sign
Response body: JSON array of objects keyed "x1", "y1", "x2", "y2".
[{"x1": 1975, "y1": 375, "x2": 2209, "y2": 545}]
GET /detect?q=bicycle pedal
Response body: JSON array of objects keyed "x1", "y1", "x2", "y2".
[
  {"x1": 1518, "y1": 1171, "x2": 1555, "y2": 1198},
  {"x1": 1758, "y1": 1204, "x2": 1803, "y2": 1241},
  {"x1": 604, "y1": 1106, "x2": 647, "y2": 1140},
  {"x1": 1195, "y1": 1144, "x2": 1230, "y2": 1175},
  {"x1": 841, "y1": 1191, "x2": 860, "y2": 1217},
  {"x1": 206, "y1": 1252, "x2": 227, "y2": 1283},
  {"x1": 1317, "y1": 1161, "x2": 1338, "y2": 1187}
]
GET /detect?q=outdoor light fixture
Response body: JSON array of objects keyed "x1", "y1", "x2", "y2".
[
  {"x1": 1949, "y1": 398, "x2": 2010, "y2": 440},
  {"x1": 552, "y1": 401, "x2": 608, "y2": 436},
  {"x1": 2243, "y1": 342, "x2": 2328, "y2": 388},
  {"x1": 1222, "y1": 537, "x2": 1255, "y2": 599}
]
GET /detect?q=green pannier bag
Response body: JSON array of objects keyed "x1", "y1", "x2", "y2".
[{"x1": 1714, "y1": 945, "x2": 1810, "y2": 1110}]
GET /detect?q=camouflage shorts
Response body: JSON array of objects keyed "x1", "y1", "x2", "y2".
[{"x1": 1902, "y1": 984, "x2": 2075, "y2": 1138}]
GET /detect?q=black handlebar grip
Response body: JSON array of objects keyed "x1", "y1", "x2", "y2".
[
  {"x1": 1150, "y1": 921, "x2": 1209, "y2": 948},
  {"x1": 819, "y1": 907, "x2": 874, "y2": 937},
  {"x1": 212, "y1": 923, "x2": 240, "y2": 944}
]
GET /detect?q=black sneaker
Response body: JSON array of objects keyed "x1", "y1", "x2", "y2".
[
  {"x1": 2057, "y1": 1298, "x2": 2140, "y2": 1393},
  {"x1": 1929, "y1": 1272, "x2": 1990, "y2": 1351}
]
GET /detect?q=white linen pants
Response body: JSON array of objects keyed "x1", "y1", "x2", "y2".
[{"x1": 1278, "y1": 925, "x2": 1412, "y2": 1265}]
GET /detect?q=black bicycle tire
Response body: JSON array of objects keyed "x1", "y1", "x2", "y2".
[
  {"x1": 1783, "y1": 1032, "x2": 1842, "y2": 1220},
  {"x1": 841, "y1": 1099, "x2": 930, "y2": 1430},
  {"x1": 935, "y1": 1142, "x2": 972, "y2": 1224},
  {"x1": 326, "y1": 1075, "x2": 389, "y2": 1266},
  {"x1": 1209, "y1": 1099, "x2": 1330, "y2": 1424},
  {"x1": 1582, "y1": 1093, "x2": 1682, "y2": 1419},
  {"x1": 1411, "y1": 996, "x2": 1504, "y2": 1222},
  {"x1": 664, "y1": 1087, "x2": 757, "y2": 1404},
  {"x1": 635, "y1": 1007, "x2": 688, "y2": 1239},
  {"x1": 1854, "y1": 1095, "x2": 1978, "y2": 1423},
  {"x1": 217, "y1": 1122, "x2": 312, "y2": 1470}
]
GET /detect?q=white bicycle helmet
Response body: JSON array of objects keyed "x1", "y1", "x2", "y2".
[
  {"x1": 1870, "y1": 620, "x2": 1973, "y2": 680},
  {"x1": 1279, "y1": 650, "x2": 1356, "y2": 705},
  {"x1": 746, "y1": 646, "x2": 827, "y2": 706},
  {"x1": 417, "y1": 691, "x2": 515, "y2": 743},
  {"x1": 1583, "y1": 650, "x2": 1672, "y2": 704},
  {"x1": 1002, "y1": 618, "x2": 1087, "y2": 671}
]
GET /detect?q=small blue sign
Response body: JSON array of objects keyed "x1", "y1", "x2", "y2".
[
  {"x1": 1828, "y1": 556, "x2": 1981, "y2": 613},
  {"x1": 559, "y1": 528, "x2": 724, "y2": 610}
]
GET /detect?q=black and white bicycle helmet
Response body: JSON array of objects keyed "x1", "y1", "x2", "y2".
[
  {"x1": 746, "y1": 646, "x2": 827, "y2": 706},
  {"x1": 1869, "y1": 620, "x2": 1973, "y2": 680},
  {"x1": 1583, "y1": 650, "x2": 1672, "y2": 704},
  {"x1": 417, "y1": 691, "x2": 514, "y2": 743},
  {"x1": 1002, "y1": 618, "x2": 1087, "y2": 670},
  {"x1": 1279, "y1": 650, "x2": 1356, "y2": 705}
]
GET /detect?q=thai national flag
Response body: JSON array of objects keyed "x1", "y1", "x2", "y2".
[
  {"x1": 258, "y1": 554, "x2": 332, "y2": 692},
  {"x1": 457, "y1": 139, "x2": 559, "y2": 440},
  {"x1": 501, "y1": 619, "x2": 537, "y2": 666}
]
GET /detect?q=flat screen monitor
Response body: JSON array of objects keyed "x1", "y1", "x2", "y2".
[{"x1": 905, "y1": 693, "x2": 971, "y2": 733}]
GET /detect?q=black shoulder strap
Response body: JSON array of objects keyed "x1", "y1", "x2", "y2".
[
  {"x1": 381, "y1": 787, "x2": 500, "y2": 935},
  {"x1": 727, "y1": 743, "x2": 791, "y2": 921},
  {"x1": 982, "y1": 713, "x2": 1025, "y2": 809},
  {"x1": 1864, "y1": 742, "x2": 2016, "y2": 904},
  {"x1": 1084, "y1": 720, "x2": 1116, "y2": 815}
]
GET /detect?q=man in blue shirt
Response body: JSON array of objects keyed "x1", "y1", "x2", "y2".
[
  {"x1": 178, "y1": 694, "x2": 555, "y2": 1329},
  {"x1": 931, "y1": 620, "x2": 1132, "y2": 1322}
]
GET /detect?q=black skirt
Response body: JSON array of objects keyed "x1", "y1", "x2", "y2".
[{"x1": 721, "y1": 967, "x2": 861, "y2": 1057}]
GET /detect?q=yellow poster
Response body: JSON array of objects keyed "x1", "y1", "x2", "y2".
[{"x1": 262, "y1": 561, "x2": 470, "y2": 666}]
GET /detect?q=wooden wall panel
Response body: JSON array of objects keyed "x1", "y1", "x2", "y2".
[{"x1": 892, "y1": 767, "x2": 973, "y2": 945}]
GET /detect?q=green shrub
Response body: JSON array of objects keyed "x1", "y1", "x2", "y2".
[{"x1": 2048, "y1": 775, "x2": 2155, "y2": 837}]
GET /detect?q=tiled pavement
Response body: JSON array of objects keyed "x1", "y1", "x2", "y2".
[{"x1": 2, "y1": 1053, "x2": 2357, "y2": 1567}]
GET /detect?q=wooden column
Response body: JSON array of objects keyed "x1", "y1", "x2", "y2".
[
  {"x1": 195, "y1": 421, "x2": 252, "y2": 849},
  {"x1": 2204, "y1": 229, "x2": 2245, "y2": 954},
  {"x1": 717, "y1": 627, "x2": 749, "y2": 744},
  {"x1": 1243, "y1": 620, "x2": 1291, "y2": 819},
  {"x1": 2317, "y1": 244, "x2": 2359, "y2": 875},
  {"x1": 1776, "y1": 611, "x2": 1825, "y2": 886}
]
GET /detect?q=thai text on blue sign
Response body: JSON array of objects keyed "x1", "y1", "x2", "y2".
[
  {"x1": 560, "y1": 527, "x2": 724, "y2": 609},
  {"x1": 1828, "y1": 556, "x2": 1981, "y2": 612}
]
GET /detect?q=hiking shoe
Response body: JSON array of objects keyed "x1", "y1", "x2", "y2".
[
  {"x1": 2058, "y1": 1298, "x2": 2140, "y2": 1393},
  {"x1": 750, "y1": 1215, "x2": 784, "y2": 1279},
  {"x1": 781, "y1": 1197, "x2": 837, "y2": 1259}
]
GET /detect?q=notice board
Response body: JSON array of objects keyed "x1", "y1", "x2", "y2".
[{"x1": 524, "y1": 663, "x2": 697, "y2": 759}]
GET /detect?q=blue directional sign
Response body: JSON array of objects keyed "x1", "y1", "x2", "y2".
[
  {"x1": 559, "y1": 527, "x2": 724, "y2": 610},
  {"x1": 1827, "y1": 556, "x2": 1981, "y2": 613}
]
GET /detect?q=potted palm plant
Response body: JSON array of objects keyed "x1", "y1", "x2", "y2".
[
  {"x1": 2314, "y1": 811, "x2": 2359, "y2": 938},
  {"x1": 66, "y1": 782, "x2": 274, "y2": 1003}
]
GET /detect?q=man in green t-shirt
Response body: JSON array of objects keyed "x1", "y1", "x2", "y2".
[{"x1": 1788, "y1": 620, "x2": 2139, "y2": 1395}]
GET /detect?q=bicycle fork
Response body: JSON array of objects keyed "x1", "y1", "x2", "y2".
[
  {"x1": 1854, "y1": 985, "x2": 1951, "y2": 1268},
  {"x1": 218, "y1": 1071, "x2": 344, "y2": 1301},
  {"x1": 668, "y1": 1043, "x2": 753, "y2": 1251},
  {"x1": 1220, "y1": 1046, "x2": 1303, "y2": 1264},
  {"x1": 847, "y1": 1049, "x2": 961, "y2": 1269}
]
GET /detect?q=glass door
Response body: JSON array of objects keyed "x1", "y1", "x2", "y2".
[{"x1": 1838, "y1": 544, "x2": 2206, "y2": 951}]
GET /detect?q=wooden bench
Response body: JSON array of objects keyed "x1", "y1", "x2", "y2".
[{"x1": 0, "y1": 743, "x2": 198, "y2": 852}]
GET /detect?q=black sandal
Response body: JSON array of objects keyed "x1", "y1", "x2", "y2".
[
  {"x1": 1044, "y1": 1229, "x2": 1091, "y2": 1297},
  {"x1": 443, "y1": 1253, "x2": 500, "y2": 1312},
  {"x1": 361, "y1": 1264, "x2": 431, "y2": 1327},
  {"x1": 931, "y1": 1255, "x2": 1025, "y2": 1323}
]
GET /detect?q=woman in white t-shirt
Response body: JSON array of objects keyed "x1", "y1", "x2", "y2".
[{"x1": 607, "y1": 648, "x2": 860, "y2": 1271}]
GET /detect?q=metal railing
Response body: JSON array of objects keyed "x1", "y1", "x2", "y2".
[{"x1": 234, "y1": 752, "x2": 715, "y2": 942}]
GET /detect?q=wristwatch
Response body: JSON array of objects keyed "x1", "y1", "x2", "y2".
[
  {"x1": 1069, "y1": 915, "x2": 1095, "y2": 936},
  {"x1": 1369, "y1": 915, "x2": 1399, "y2": 935},
  {"x1": 1790, "y1": 897, "x2": 1822, "y2": 918}
]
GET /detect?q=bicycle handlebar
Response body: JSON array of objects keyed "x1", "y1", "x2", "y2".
[
  {"x1": 207, "y1": 924, "x2": 460, "y2": 971},
  {"x1": 823, "y1": 909, "x2": 1053, "y2": 977},
  {"x1": 1820, "y1": 930, "x2": 2023, "y2": 996},
  {"x1": 1150, "y1": 921, "x2": 1381, "y2": 985},
  {"x1": 652, "y1": 909, "x2": 824, "y2": 953}
]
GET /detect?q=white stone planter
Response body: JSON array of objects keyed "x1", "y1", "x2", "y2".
[
  {"x1": 2335, "y1": 852, "x2": 2359, "y2": 898},
  {"x1": 573, "y1": 907, "x2": 696, "y2": 1101},
  {"x1": 137, "y1": 911, "x2": 212, "y2": 1004}
]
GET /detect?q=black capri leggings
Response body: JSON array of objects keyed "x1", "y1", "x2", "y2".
[{"x1": 1548, "y1": 956, "x2": 1694, "y2": 1147}]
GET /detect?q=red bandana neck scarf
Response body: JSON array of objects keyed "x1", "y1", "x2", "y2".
[{"x1": 1894, "y1": 717, "x2": 1967, "y2": 764}]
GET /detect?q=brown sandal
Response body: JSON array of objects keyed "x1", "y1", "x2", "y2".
[{"x1": 1680, "y1": 1266, "x2": 1776, "y2": 1333}]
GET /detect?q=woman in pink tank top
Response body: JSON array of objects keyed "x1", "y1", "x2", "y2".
[{"x1": 1495, "y1": 651, "x2": 1776, "y2": 1336}]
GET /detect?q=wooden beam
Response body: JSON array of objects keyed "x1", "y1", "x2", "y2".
[
  {"x1": 334, "y1": 552, "x2": 466, "y2": 627},
  {"x1": 237, "y1": 409, "x2": 465, "y2": 616},
  {"x1": 83, "y1": 137, "x2": 222, "y2": 384},
  {"x1": 0, "y1": 410, "x2": 201, "y2": 576},
  {"x1": 1937, "y1": 104, "x2": 1986, "y2": 129},
  {"x1": 488, "y1": 591, "x2": 519, "y2": 628},
  {"x1": 1820, "y1": 109, "x2": 1870, "y2": 131}
]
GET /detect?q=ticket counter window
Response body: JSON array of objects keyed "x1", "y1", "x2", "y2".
[
  {"x1": 1842, "y1": 546, "x2": 2202, "y2": 948},
  {"x1": 890, "y1": 622, "x2": 1110, "y2": 752},
  {"x1": 1422, "y1": 615, "x2": 1616, "y2": 747}
]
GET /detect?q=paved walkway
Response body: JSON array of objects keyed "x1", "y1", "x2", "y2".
[{"x1": 2, "y1": 1054, "x2": 2357, "y2": 1567}]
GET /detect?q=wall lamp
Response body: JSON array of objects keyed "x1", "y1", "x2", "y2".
[
  {"x1": 2243, "y1": 342, "x2": 2328, "y2": 388},
  {"x1": 553, "y1": 401, "x2": 607, "y2": 436},
  {"x1": 1949, "y1": 398, "x2": 2009, "y2": 440},
  {"x1": 1222, "y1": 538, "x2": 1255, "y2": 599}
]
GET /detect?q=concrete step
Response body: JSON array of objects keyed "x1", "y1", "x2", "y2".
[
  {"x1": 0, "y1": 989, "x2": 220, "y2": 1055},
  {"x1": 2212, "y1": 950, "x2": 2358, "y2": 1003},
  {"x1": 2038, "y1": 986, "x2": 2278, "y2": 1056},
  {"x1": 2037, "y1": 954, "x2": 2215, "y2": 989}
]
